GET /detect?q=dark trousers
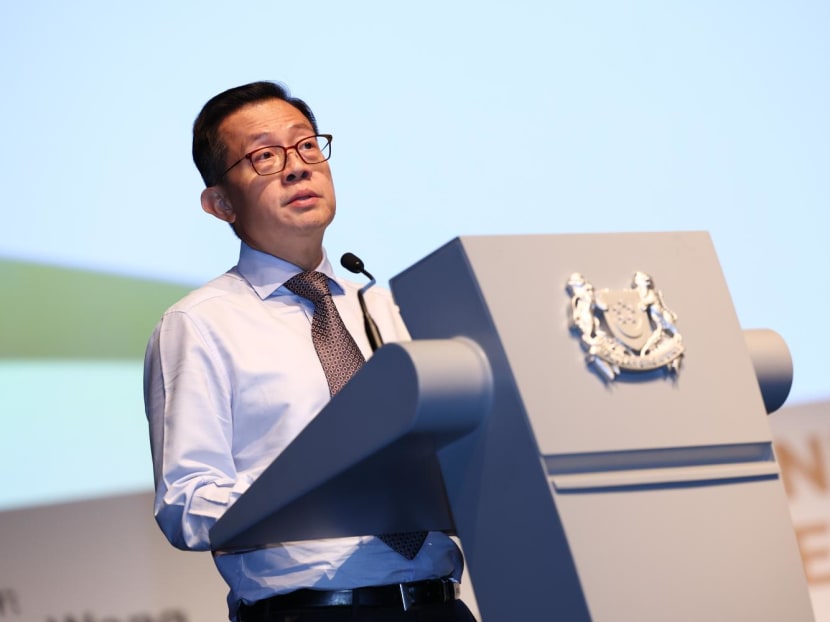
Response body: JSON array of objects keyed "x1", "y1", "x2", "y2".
[{"x1": 237, "y1": 599, "x2": 477, "y2": 622}]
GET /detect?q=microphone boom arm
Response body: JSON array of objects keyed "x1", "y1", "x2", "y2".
[{"x1": 341, "y1": 252, "x2": 385, "y2": 352}]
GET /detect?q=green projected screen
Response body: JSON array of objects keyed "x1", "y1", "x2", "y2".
[{"x1": 0, "y1": 261, "x2": 189, "y2": 508}]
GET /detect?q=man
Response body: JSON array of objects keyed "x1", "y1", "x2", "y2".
[{"x1": 144, "y1": 81, "x2": 476, "y2": 621}]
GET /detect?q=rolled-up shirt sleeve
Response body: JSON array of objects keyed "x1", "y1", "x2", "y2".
[{"x1": 145, "y1": 309, "x2": 251, "y2": 551}]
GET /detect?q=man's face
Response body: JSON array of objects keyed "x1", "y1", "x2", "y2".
[{"x1": 205, "y1": 98, "x2": 336, "y2": 262}]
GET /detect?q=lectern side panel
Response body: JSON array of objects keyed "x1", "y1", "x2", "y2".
[
  {"x1": 458, "y1": 232, "x2": 772, "y2": 456},
  {"x1": 392, "y1": 238, "x2": 593, "y2": 620}
]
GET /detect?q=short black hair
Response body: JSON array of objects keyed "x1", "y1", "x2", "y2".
[{"x1": 192, "y1": 81, "x2": 319, "y2": 187}]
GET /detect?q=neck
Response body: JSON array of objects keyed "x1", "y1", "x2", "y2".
[
  {"x1": 288, "y1": 247, "x2": 324, "y2": 272},
  {"x1": 245, "y1": 238, "x2": 324, "y2": 272}
]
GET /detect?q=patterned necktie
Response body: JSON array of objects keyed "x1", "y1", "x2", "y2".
[
  {"x1": 283, "y1": 270, "x2": 428, "y2": 559},
  {"x1": 284, "y1": 270, "x2": 364, "y2": 396}
]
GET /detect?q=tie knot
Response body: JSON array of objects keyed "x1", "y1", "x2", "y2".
[{"x1": 283, "y1": 271, "x2": 331, "y2": 304}]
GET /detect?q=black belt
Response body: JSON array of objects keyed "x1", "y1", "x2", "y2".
[{"x1": 238, "y1": 578, "x2": 459, "y2": 618}]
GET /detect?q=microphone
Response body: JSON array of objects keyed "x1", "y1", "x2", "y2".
[{"x1": 340, "y1": 252, "x2": 384, "y2": 352}]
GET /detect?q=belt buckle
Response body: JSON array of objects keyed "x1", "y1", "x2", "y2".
[
  {"x1": 398, "y1": 578, "x2": 457, "y2": 611},
  {"x1": 398, "y1": 583, "x2": 414, "y2": 612}
]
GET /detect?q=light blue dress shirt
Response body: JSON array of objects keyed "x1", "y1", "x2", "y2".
[{"x1": 144, "y1": 243, "x2": 463, "y2": 619}]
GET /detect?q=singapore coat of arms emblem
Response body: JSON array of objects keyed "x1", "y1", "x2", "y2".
[{"x1": 566, "y1": 271, "x2": 684, "y2": 380}]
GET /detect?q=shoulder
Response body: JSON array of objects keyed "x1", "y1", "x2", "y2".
[
  {"x1": 147, "y1": 269, "x2": 254, "y2": 360},
  {"x1": 337, "y1": 279, "x2": 411, "y2": 342},
  {"x1": 163, "y1": 269, "x2": 249, "y2": 317},
  {"x1": 365, "y1": 287, "x2": 401, "y2": 315},
  {"x1": 335, "y1": 277, "x2": 398, "y2": 308},
  {"x1": 151, "y1": 270, "x2": 259, "y2": 344}
]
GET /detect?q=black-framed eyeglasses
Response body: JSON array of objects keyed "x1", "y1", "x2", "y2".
[{"x1": 221, "y1": 134, "x2": 333, "y2": 179}]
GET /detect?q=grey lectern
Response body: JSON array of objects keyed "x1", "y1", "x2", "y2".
[{"x1": 211, "y1": 232, "x2": 812, "y2": 622}]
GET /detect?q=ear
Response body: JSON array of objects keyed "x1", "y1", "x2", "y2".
[{"x1": 201, "y1": 186, "x2": 236, "y2": 223}]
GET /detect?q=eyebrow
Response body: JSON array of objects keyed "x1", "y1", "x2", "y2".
[{"x1": 244, "y1": 123, "x2": 315, "y2": 147}]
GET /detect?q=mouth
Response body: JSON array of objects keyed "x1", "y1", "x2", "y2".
[{"x1": 286, "y1": 190, "x2": 319, "y2": 206}]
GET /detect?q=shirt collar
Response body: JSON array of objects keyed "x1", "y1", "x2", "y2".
[{"x1": 236, "y1": 242, "x2": 344, "y2": 300}]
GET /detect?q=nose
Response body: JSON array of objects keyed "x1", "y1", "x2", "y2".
[{"x1": 282, "y1": 147, "x2": 311, "y2": 182}]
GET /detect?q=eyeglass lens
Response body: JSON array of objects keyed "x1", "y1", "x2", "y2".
[{"x1": 250, "y1": 135, "x2": 331, "y2": 175}]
